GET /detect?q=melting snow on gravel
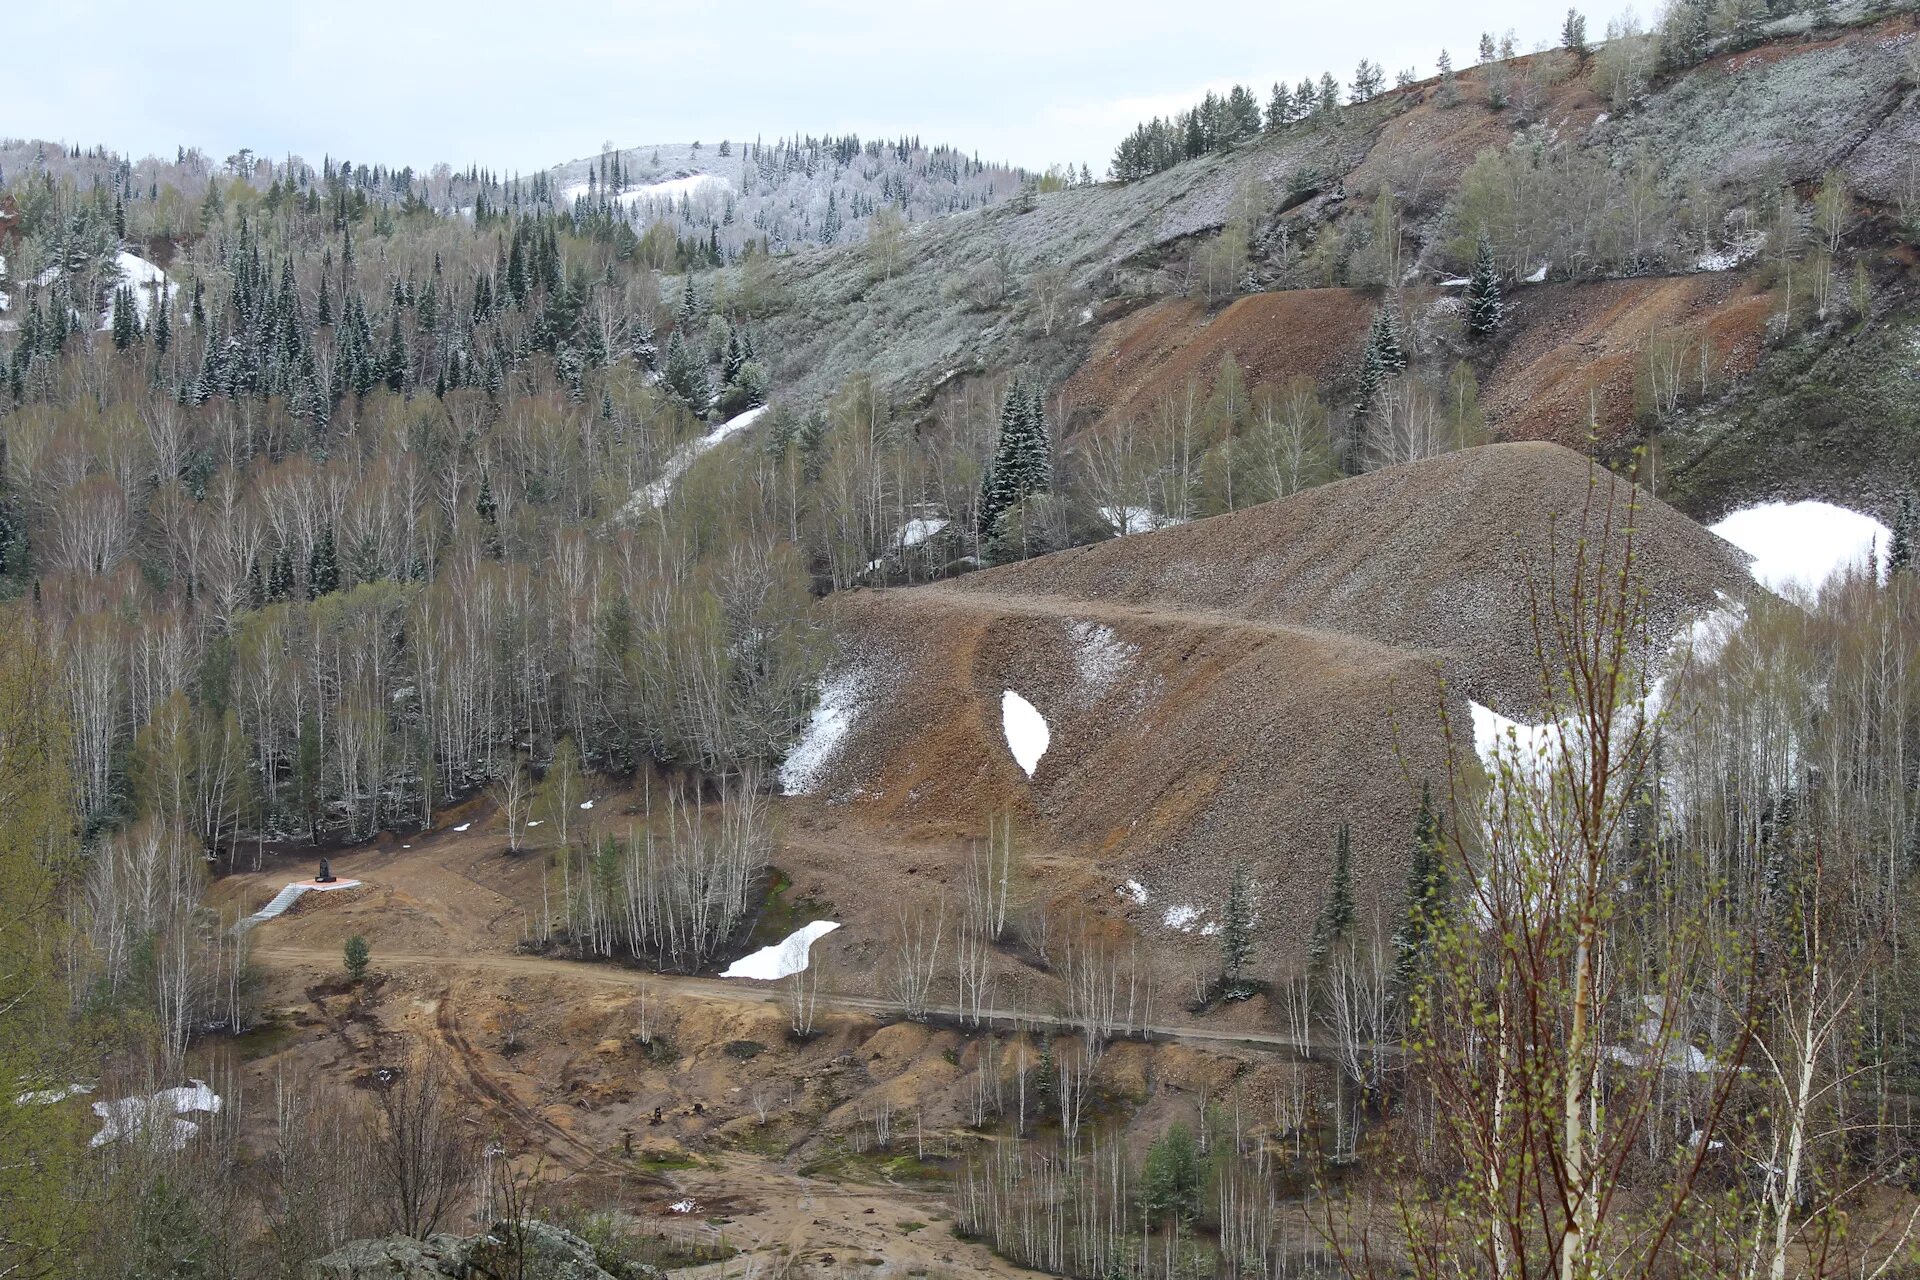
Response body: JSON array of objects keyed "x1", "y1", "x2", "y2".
[
  {"x1": 780, "y1": 668, "x2": 868, "y2": 795},
  {"x1": 1069, "y1": 621, "x2": 1136, "y2": 694},
  {"x1": 1001, "y1": 690, "x2": 1049, "y2": 778},
  {"x1": 1162, "y1": 904, "x2": 1202, "y2": 932},
  {"x1": 721, "y1": 920, "x2": 840, "y2": 980},
  {"x1": 15, "y1": 1083, "x2": 92, "y2": 1106},
  {"x1": 90, "y1": 1081, "x2": 221, "y2": 1149},
  {"x1": 453, "y1": 823, "x2": 471, "y2": 832},
  {"x1": 1117, "y1": 879, "x2": 1149, "y2": 905},
  {"x1": 1710, "y1": 501, "x2": 1890, "y2": 597}
]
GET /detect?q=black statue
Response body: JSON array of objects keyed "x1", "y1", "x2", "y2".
[{"x1": 315, "y1": 857, "x2": 335, "y2": 884}]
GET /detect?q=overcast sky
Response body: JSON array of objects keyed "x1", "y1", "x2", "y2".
[{"x1": 8, "y1": 0, "x2": 1587, "y2": 175}]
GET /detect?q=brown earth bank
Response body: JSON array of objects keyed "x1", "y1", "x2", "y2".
[
  {"x1": 1060, "y1": 271, "x2": 1776, "y2": 450},
  {"x1": 795, "y1": 442, "x2": 1753, "y2": 962}
]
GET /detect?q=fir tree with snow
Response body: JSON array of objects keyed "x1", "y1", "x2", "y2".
[
  {"x1": 1467, "y1": 232, "x2": 1502, "y2": 340},
  {"x1": 977, "y1": 383, "x2": 1052, "y2": 542},
  {"x1": 1359, "y1": 306, "x2": 1407, "y2": 407}
]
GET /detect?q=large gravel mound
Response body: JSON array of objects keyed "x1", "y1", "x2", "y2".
[{"x1": 800, "y1": 443, "x2": 1753, "y2": 960}]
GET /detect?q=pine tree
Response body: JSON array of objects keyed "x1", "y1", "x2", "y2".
[
  {"x1": 1220, "y1": 862, "x2": 1255, "y2": 994},
  {"x1": 152, "y1": 293, "x2": 171, "y2": 355},
  {"x1": 1467, "y1": 232, "x2": 1503, "y2": 340},
  {"x1": 1562, "y1": 7, "x2": 1589, "y2": 54},
  {"x1": 1308, "y1": 822, "x2": 1356, "y2": 973},
  {"x1": 307, "y1": 525, "x2": 340, "y2": 599},
  {"x1": 1392, "y1": 782, "x2": 1450, "y2": 990}
]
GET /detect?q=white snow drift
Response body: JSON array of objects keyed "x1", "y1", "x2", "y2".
[
  {"x1": 720, "y1": 920, "x2": 840, "y2": 980},
  {"x1": 1710, "y1": 501, "x2": 1890, "y2": 597},
  {"x1": 1001, "y1": 690, "x2": 1050, "y2": 777},
  {"x1": 90, "y1": 1080, "x2": 222, "y2": 1149}
]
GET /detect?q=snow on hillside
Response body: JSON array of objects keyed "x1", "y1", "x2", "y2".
[
  {"x1": 721, "y1": 920, "x2": 840, "y2": 980},
  {"x1": 780, "y1": 667, "x2": 868, "y2": 796},
  {"x1": 626, "y1": 404, "x2": 768, "y2": 514},
  {"x1": 549, "y1": 138, "x2": 1027, "y2": 256},
  {"x1": 1710, "y1": 501, "x2": 1890, "y2": 596},
  {"x1": 95, "y1": 251, "x2": 178, "y2": 329},
  {"x1": 1001, "y1": 690, "x2": 1049, "y2": 777},
  {"x1": 562, "y1": 172, "x2": 729, "y2": 212}
]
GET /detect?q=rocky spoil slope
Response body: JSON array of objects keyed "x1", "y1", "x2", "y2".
[{"x1": 796, "y1": 443, "x2": 1753, "y2": 956}]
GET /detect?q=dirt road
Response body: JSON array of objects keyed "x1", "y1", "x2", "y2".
[{"x1": 254, "y1": 944, "x2": 1382, "y2": 1059}]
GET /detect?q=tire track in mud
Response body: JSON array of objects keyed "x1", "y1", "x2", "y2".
[{"x1": 430, "y1": 990, "x2": 649, "y2": 1181}]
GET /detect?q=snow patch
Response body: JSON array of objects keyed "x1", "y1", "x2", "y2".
[
  {"x1": 780, "y1": 667, "x2": 869, "y2": 796},
  {"x1": 90, "y1": 1080, "x2": 222, "y2": 1149},
  {"x1": 721, "y1": 920, "x2": 840, "y2": 980},
  {"x1": 453, "y1": 823, "x2": 472, "y2": 832},
  {"x1": 1099, "y1": 505, "x2": 1186, "y2": 536},
  {"x1": 1710, "y1": 501, "x2": 1890, "y2": 596},
  {"x1": 897, "y1": 516, "x2": 948, "y2": 549},
  {"x1": 99, "y1": 251, "x2": 178, "y2": 329},
  {"x1": 667, "y1": 1198, "x2": 700, "y2": 1215},
  {"x1": 1001, "y1": 690, "x2": 1050, "y2": 778},
  {"x1": 1523, "y1": 263, "x2": 1549, "y2": 284},
  {"x1": 629, "y1": 405, "x2": 769, "y2": 513},
  {"x1": 580, "y1": 800, "x2": 595, "y2": 810},
  {"x1": 1117, "y1": 879, "x2": 1149, "y2": 905},
  {"x1": 15, "y1": 1082, "x2": 92, "y2": 1106},
  {"x1": 1162, "y1": 904, "x2": 1202, "y2": 932}
]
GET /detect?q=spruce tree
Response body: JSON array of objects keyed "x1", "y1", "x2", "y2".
[
  {"x1": 1891, "y1": 491, "x2": 1916, "y2": 575},
  {"x1": 977, "y1": 383, "x2": 1052, "y2": 542},
  {"x1": 1392, "y1": 781, "x2": 1449, "y2": 991},
  {"x1": 1359, "y1": 306, "x2": 1407, "y2": 407},
  {"x1": 307, "y1": 525, "x2": 340, "y2": 599},
  {"x1": 382, "y1": 313, "x2": 408, "y2": 392},
  {"x1": 476, "y1": 472, "x2": 498, "y2": 526},
  {"x1": 1308, "y1": 822, "x2": 1356, "y2": 973},
  {"x1": 1467, "y1": 232, "x2": 1503, "y2": 340}
]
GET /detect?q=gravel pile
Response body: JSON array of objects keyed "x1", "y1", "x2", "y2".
[{"x1": 805, "y1": 443, "x2": 1753, "y2": 964}]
